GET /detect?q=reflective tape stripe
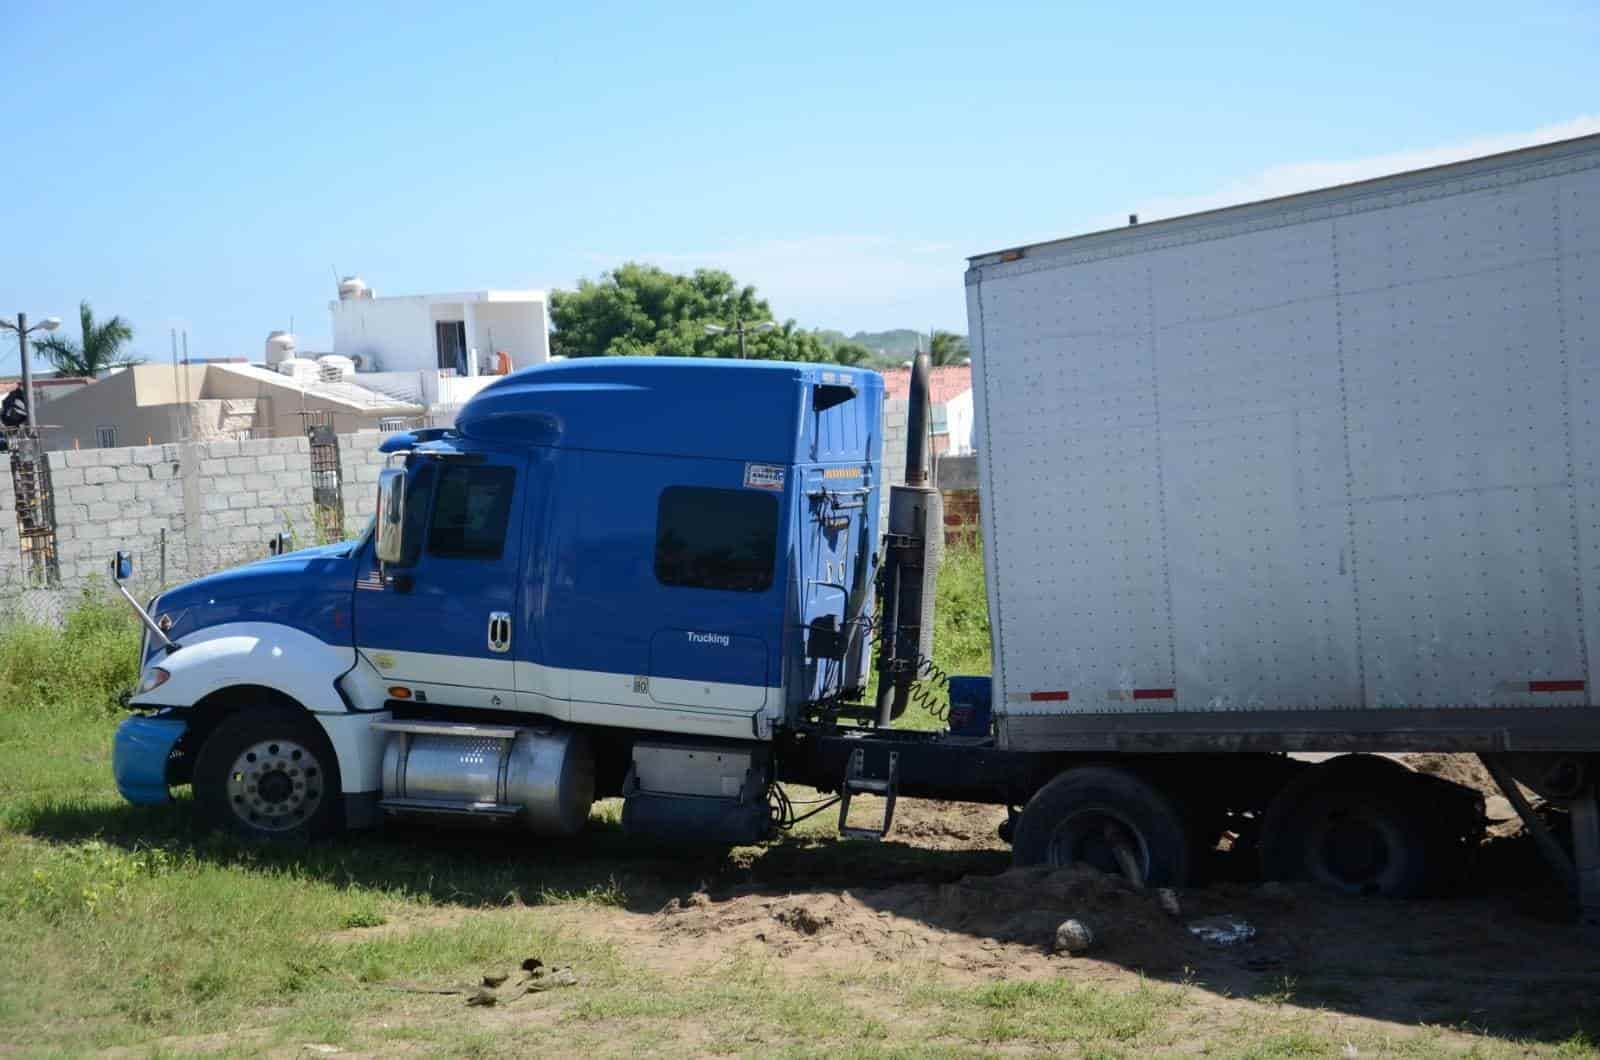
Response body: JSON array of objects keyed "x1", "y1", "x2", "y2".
[
  {"x1": 1494, "y1": 679, "x2": 1586, "y2": 694},
  {"x1": 1106, "y1": 688, "x2": 1176, "y2": 701}
]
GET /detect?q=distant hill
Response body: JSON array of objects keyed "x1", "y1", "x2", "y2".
[{"x1": 814, "y1": 328, "x2": 925, "y2": 357}]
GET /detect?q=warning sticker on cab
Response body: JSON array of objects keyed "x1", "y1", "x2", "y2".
[{"x1": 743, "y1": 463, "x2": 785, "y2": 491}]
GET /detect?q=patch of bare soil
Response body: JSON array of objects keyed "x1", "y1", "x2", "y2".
[
  {"x1": 1401, "y1": 753, "x2": 1552, "y2": 839},
  {"x1": 1400, "y1": 753, "x2": 1500, "y2": 799},
  {"x1": 660, "y1": 863, "x2": 1174, "y2": 974},
  {"x1": 886, "y1": 797, "x2": 1009, "y2": 851},
  {"x1": 546, "y1": 794, "x2": 1600, "y2": 1044}
]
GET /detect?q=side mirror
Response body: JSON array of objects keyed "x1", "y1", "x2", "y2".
[
  {"x1": 375, "y1": 468, "x2": 407, "y2": 564},
  {"x1": 268, "y1": 531, "x2": 292, "y2": 556},
  {"x1": 112, "y1": 550, "x2": 133, "y2": 582}
]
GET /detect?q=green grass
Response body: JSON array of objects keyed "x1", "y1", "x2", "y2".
[
  {"x1": 1, "y1": 575, "x2": 1595, "y2": 1056},
  {"x1": 880, "y1": 536, "x2": 991, "y2": 731}
]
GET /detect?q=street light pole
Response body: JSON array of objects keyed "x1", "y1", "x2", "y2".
[
  {"x1": 705, "y1": 316, "x2": 777, "y2": 359},
  {"x1": 17, "y1": 311, "x2": 34, "y2": 430}
]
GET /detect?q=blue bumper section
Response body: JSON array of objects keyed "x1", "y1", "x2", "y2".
[{"x1": 113, "y1": 716, "x2": 188, "y2": 805}]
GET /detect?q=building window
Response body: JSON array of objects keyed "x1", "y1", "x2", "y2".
[
  {"x1": 655, "y1": 486, "x2": 778, "y2": 592},
  {"x1": 435, "y1": 320, "x2": 467, "y2": 374},
  {"x1": 427, "y1": 465, "x2": 516, "y2": 559},
  {"x1": 95, "y1": 425, "x2": 118, "y2": 449}
]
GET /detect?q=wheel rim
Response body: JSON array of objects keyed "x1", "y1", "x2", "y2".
[
  {"x1": 1311, "y1": 809, "x2": 1392, "y2": 889},
  {"x1": 225, "y1": 738, "x2": 324, "y2": 832},
  {"x1": 1046, "y1": 807, "x2": 1151, "y2": 884}
]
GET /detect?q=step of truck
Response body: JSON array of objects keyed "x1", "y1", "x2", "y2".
[
  {"x1": 379, "y1": 796, "x2": 522, "y2": 819},
  {"x1": 372, "y1": 720, "x2": 521, "y2": 740},
  {"x1": 838, "y1": 747, "x2": 899, "y2": 840}
]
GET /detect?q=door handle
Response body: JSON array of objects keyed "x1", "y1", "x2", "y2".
[{"x1": 487, "y1": 611, "x2": 511, "y2": 653}]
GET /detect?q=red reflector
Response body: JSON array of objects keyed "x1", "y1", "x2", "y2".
[
  {"x1": 1133, "y1": 688, "x2": 1176, "y2": 700},
  {"x1": 1029, "y1": 690, "x2": 1070, "y2": 702},
  {"x1": 1530, "y1": 680, "x2": 1585, "y2": 693}
]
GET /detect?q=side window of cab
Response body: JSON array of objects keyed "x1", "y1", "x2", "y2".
[
  {"x1": 654, "y1": 486, "x2": 778, "y2": 591},
  {"x1": 427, "y1": 465, "x2": 516, "y2": 559}
]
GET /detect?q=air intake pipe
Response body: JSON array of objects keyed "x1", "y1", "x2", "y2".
[{"x1": 874, "y1": 352, "x2": 944, "y2": 726}]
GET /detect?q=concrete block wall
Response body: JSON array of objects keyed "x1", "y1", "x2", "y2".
[
  {"x1": 46, "y1": 436, "x2": 316, "y2": 588},
  {"x1": 0, "y1": 459, "x2": 18, "y2": 586},
  {"x1": 936, "y1": 453, "x2": 980, "y2": 546},
  {"x1": 337, "y1": 431, "x2": 394, "y2": 534},
  {"x1": 881, "y1": 398, "x2": 908, "y2": 528}
]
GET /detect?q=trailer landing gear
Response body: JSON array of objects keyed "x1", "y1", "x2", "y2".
[{"x1": 1480, "y1": 754, "x2": 1600, "y2": 930}]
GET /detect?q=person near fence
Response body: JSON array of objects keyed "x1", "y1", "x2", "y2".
[{"x1": 0, "y1": 382, "x2": 26, "y2": 429}]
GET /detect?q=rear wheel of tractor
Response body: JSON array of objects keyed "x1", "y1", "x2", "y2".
[
  {"x1": 1011, "y1": 766, "x2": 1190, "y2": 887},
  {"x1": 1260, "y1": 755, "x2": 1429, "y2": 897},
  {"x1": 193, "y1": 708, "x2": 344, "y2": 842}
]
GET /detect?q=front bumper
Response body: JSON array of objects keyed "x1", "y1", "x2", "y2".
[{"x1": 113, "y1": 715, "x2": 189, "y2": 805}]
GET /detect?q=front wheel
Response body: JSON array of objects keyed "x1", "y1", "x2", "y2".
[{"x1": 193, "y1": 708, "x2": 344, "y2": 841}]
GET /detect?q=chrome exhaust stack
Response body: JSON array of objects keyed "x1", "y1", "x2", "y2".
[{"x1": 874, "y1": 352, "x2": 943, "y2": 726}]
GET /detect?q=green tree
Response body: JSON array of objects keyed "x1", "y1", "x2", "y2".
[
  {"x1": 549, "y1": 263, "x2": 873, "y2": 366},
  {"x1": 32, "y1": 301, "x2": 139, "y2": 376},
  {"x1": 928, "y1": 329, "x2": 969, "y2": 366}
]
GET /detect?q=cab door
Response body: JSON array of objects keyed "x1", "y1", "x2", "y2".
[
  {"x1": 354, "y1": 453, "x2": 525, "y2": 710},
  {"x1": 800, "y1": 467, "x2": 873, "y2": 701}
]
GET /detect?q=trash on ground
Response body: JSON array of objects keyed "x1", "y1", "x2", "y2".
[
  {"x1": 1188, "y1": 915, "x2": 1256, "y2": 945},
  {"x1": 463, "y1": 957, "x2": 581, "y2": 1006}
]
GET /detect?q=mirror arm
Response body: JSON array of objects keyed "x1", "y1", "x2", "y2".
[{"x1": 111, "y1": 571, "x2": 178, "y2": 654}]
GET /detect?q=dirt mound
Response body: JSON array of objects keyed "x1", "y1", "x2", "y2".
[
  {"x1": 656, "y1": 864, "x2": 1199, "y2": 973},
  {"x1": 1399, "y1": 753, "x2": 1500, "y2": 799}
]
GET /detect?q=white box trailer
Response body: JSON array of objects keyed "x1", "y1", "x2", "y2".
[
  {"x1": 786, "y1": 135, "x2": 1600, "y2": 909},
  {"x1": 965, "y1": 132, "x2": 1600, "y2": 757}
]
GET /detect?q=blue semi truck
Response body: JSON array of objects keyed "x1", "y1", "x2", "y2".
[
  {"x1": 113, "y1": 136, "x2": 1600, "y2": 916},
  {"x1": 115, "y1": 356, "x2": 922, "y2": 847}
]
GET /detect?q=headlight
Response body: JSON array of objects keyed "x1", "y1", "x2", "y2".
[{"x1": 137, "y1": 667, "x2": 171, "y2": 694}]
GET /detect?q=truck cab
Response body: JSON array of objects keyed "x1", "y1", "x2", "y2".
[{"x1": 113, "y1": 358, "x2": 884, "y2": 844}]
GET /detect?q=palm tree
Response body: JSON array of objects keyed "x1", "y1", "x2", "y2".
[
  {"x1": 32, "y1": 301, "x2": 139, "y2": 376},
  {"x1": 928, "y1": 330, "x2": 969, "y2": 366}
]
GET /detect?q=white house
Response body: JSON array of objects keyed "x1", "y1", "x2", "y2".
[{"x1": 327, "y1": 277, "x2": 549, "y2": 407}]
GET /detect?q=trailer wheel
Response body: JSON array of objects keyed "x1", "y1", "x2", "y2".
[
  {"x1": 1011, "y1": 766, "x2": 1190, "y2": 886},
  {"x1": 193, "y1": 708, "x2": 343, "y2": 842},
  {"x1": 1259, "y1": 755, "x2": 1428, "y2": 897}
]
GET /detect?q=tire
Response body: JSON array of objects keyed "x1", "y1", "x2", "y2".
[
  {"x1": 1259, "y1": 755, "x2": 1429, "y2": 897},
  {"x1": 1011, "y1": 765, "x2": 1191, "y2": 887},
  {"x1": 192, "y1": 708, "x2": 344, "y2": 842}
]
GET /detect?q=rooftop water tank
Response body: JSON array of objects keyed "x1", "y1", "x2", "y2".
[
  {"x1": 265, "y1": 330, "x2": 297, "y2": 366},
  {"x1": 317, "y1": 355, "x2": 356, "y2": 382},
  {"x1": 337, "y1": 275, "x2": 372, "y2": 301}
]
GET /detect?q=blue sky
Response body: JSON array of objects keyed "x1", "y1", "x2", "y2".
[{"x1": 2, "y1": 0, "x2": 1596, "y2": 366}]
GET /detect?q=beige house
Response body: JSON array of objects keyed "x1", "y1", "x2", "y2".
[{"x1": 35, "y1": 363, "x2": 425, "y2": 451}]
